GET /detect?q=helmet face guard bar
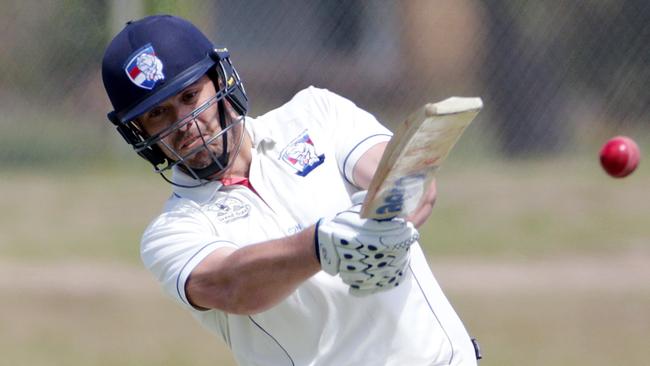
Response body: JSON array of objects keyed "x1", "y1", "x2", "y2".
[
  {"x1": 151, "y1": 108, "x2": 245, "y2": 181},
  {"x1": 158, "y1": 113, "x2": 246, "y2": 187},
  {"x1": 133, "y1": 81, "x2": 231, "y2": 154}
]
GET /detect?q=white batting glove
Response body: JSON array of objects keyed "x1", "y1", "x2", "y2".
[{"x1": 315, "y1": 191, "x2": 419, "y2": 295}]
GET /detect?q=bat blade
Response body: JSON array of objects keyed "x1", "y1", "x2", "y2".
[{"x1": 360, "y1": 97, "x2": 483, "y2": 220}]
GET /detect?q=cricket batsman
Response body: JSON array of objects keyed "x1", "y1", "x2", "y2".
[{"x1": 101, "y1": 14, "x2": 480, "y2": 366}]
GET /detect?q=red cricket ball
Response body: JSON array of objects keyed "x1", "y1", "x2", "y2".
[{"x1": 599, "y1": 136, "x2": 641, "y2": 178}]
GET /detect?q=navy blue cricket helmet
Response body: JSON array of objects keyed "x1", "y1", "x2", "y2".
[{"x1": 101, "y1": 14, "x2": 248, "y2": 182}]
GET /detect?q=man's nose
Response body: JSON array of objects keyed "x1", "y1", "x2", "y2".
[
  {"x1": 177, "y1": 107, "x2": 197, "y2": 132},
  {"x1": 179, "y1": 118, "x2": 193, "y2": 132}
]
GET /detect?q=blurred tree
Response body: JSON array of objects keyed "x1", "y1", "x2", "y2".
[
  {"x1": 565, "y1": 0, "x2": 650, "y2": 127},
  {"x1": 317, "y1": 0, "x2": 363, "y2": 53},
  {"x1": 480, "y1": 1, "x2": 572, "y2": 157},
  {"x1": 0, "y1": 1, "x2": 108, "y2": 103},
  {"x1": 480, "y1": 0, "x2": 650, "y2": 156},
  {"x1": 144, "y1": 0, "x2": 205, "y2": 21},
  {"x1": 208, "y1": 1, "x2": 401, "y2": 114}
]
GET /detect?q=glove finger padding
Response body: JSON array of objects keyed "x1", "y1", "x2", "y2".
[
  {"x1": 338, "y1": 212, "x2": 416, "y2": 296},
  {"x1": 342, "y1": 245, "x2": 411, "y2": 296},
  {"x1": 349, "y1": 268, "x2": 407, "y2": 296},
  {"x1": 315, "y1": 191, "x2": 419, "y2": 291},
  {"x1": 316, "y1": 205, "x2": 419, "y2": 295},
  {"x1": 317, "y1": 217, "x2": 417, "y2": 274},
  {"x1": 355, "y1": 222, "x2": 419, "y2": 251},
  {"x1": 340, "y1": 263, "x2": 404, "y2": 287}
]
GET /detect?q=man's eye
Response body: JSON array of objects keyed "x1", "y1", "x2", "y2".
[
  {"x1": 182, "y1": 91, "x2": 199, "y2": 103},
  {"x1": 148, "y1": 107, "x2": 165, "y2": 119}
]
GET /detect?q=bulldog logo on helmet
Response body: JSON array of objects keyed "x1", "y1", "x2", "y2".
[{"x1": 124, "y1": 44, "x2": 165, "y2": 90}]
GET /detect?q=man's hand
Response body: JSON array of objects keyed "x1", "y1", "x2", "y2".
[
  {"x1": 315, "y1": 191, "x2": 419, "y2": 295},
  {"x1": 406, "y1": 178, "x2": 437, "y2": 228}
]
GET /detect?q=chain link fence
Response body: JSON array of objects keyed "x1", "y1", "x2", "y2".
[
  {"x1": 0, "y1": 0, "x2": 648, "y2": 168},
  {"x1": 1, "y1": 3, "x2": 648, "y2": 365}
]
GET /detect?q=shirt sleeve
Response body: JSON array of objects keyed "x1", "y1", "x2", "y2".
[
  {"x1": 140, "y1": 204, "x2": 238, "y2": 310},
  {"x1": 293, "y1": 87, "x2": 393, "y2": 187}
]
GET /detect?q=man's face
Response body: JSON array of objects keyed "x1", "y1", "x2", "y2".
[{"x1": 137, "y1": 75, "x2": 239, "y2": 170}]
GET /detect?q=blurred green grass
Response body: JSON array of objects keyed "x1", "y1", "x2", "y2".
[
  {"x1": 2, "y1": 153, "x2": 646, "y2": 261},
  {"x1": 1, "y1": 152, "x2": 648, "y2": 365},
  {"x1": 424, "y1": 155, "x2": 649, "y2": 258}
]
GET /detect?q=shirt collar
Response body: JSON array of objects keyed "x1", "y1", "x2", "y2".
[{"x1": 170, "y1": 166, "x2": 223, "y2": 203}]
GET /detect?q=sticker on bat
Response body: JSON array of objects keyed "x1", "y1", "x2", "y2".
[{"x1": 374, "y1": 173, "x2": 426, "y2": 216}]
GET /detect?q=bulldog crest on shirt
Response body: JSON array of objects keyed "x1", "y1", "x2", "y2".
[
  {"x1": 280, "y1": 130, "x2": 325, "y2": 176},
  {"x1": 210, "y1": 196, "x2": 250, "y2": 223}
]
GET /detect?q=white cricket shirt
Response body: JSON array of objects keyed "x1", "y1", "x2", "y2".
[{"x1": 141, "y1": 87, "x2": 477, "y2": 366}]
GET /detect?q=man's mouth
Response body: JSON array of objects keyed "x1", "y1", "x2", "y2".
[{"x1": 180, "y1": 134, "x2": 209, "y2": 151}]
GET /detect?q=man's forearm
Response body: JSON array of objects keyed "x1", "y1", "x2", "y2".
[{"x1": 186, "y1": 225, "x2": 320, "y2": 314}]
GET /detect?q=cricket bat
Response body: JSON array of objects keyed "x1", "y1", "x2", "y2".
[{"x1": 360, "y1": 97, "x2": 483, "y2": 220}]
